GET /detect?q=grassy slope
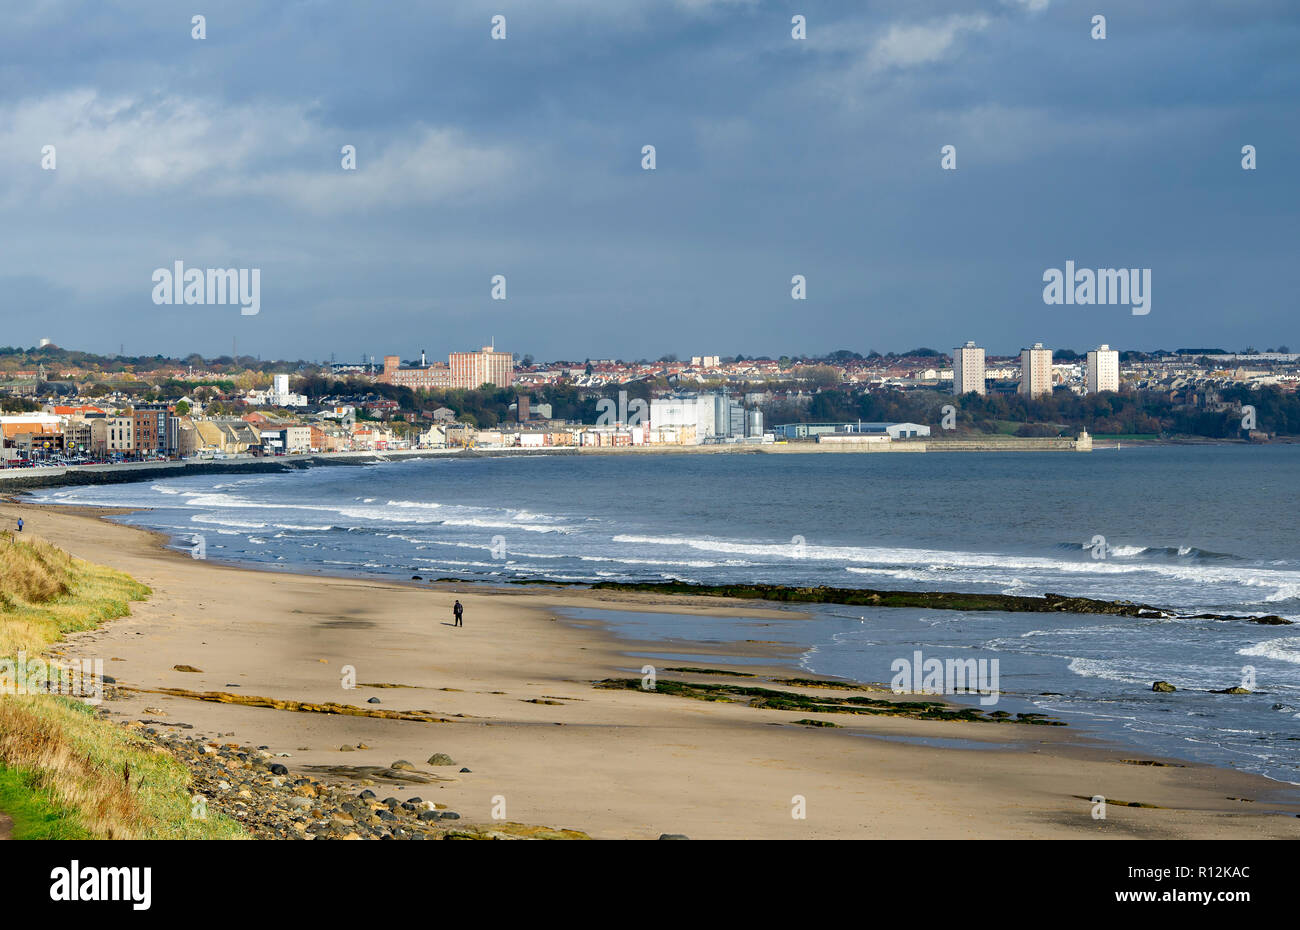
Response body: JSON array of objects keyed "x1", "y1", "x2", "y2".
[{"x1": 0, "y1": 531, "x2": 245, "y2": 839}]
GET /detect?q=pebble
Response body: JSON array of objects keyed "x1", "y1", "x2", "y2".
[{"x1": 134, "y1": 730, "x2": 493, "y2": 841}]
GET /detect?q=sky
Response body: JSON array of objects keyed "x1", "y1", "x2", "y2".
[{"x1": 1, "y1": 0, "x2": 1297, "y2": 363}]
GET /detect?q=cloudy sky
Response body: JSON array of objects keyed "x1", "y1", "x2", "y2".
[{"x1": 2, "y1": 0, "x2": 1297, "y2": 362}]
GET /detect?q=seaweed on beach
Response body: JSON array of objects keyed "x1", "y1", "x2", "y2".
[
  {"x1": 593, "y1": 678, "x2": 1064, "y2": 725},
  {"x1": 772, "y1": 677, "x2": 891, "y2": 692},
  {"x1": 663, "y1": 666, "x2": 756, "y2": 677}
]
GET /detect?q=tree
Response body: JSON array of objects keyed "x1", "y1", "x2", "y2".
[{"x1": 794, "y1": 365, "x2": 842, "y2": 390}]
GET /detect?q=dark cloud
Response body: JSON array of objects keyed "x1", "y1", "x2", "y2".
[{"x1": 1, "y1": 0, "x2": 1296, "y2": 361}]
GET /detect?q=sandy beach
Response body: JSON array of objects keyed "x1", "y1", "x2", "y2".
[{"x1": 4, "y1": 498, "x2": 1298, "y2": 840}]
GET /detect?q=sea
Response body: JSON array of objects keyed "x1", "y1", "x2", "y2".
[{"x1": 24, "y1": 444, "x2": 1300, "y2": 785}]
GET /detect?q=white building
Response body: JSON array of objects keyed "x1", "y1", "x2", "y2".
[
  {"x1": 107, "y1": 416, "x2": 134, "y2": 452},
  {"x1": 952, "y1": 342, "x2": 986, "y2": 395},
  {"x1": 650, "y1": 395, "x2": 715, "y2": 443},
  {"x1": 649, "y1": 393, "x2": 756, "y2": 443},
  {"x1": 1086, "y1": 344, "x2": 1120, "y2": 394},
  {"x1": 1020, "y1": 343, "x2": 1054, "y2": 397},
  {"x1": 266, "y1": 373, "x2": 309, "y2": 407}
]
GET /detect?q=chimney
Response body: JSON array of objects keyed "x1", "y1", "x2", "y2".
[{"x1": 420, "y1": 349, "x2": 426, "y2": 367}]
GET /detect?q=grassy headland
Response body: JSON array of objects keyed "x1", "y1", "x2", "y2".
[{"x1": 0, "y1": 531, "x2": 244, "y2": 839}]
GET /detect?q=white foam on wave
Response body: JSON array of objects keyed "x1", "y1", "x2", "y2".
[
  {"x1": 438, "y1": 517, "x2": 571, "y2": 533},
  {"x1": 612, "y1": 534, "x2": 1300, "y2": 595},
  {"x1": 190, "y1": 514, "x2": 267, "y2": 529},
  {"x1": 1067, "y1": 657, "x2": 1153, "y2": 685},
  {"x1": 1239, "y1": 636, "x2": 1300, "y2": 665},
  {"x1": 1106, "y1": 545, "x2": 1148, "y2": 557}
]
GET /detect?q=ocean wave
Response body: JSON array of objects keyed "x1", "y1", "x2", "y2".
[
  {"x1": 612, "y1": 534, "x2": 1300, "y2": 594},
  {"x1": 190, "y1": 514, "x2": 268, "y2": 529},
  {"x1": 1056, "y1": 541, "x2": 1245, "y2": 562},
  {"x1": 1066, "y1": 657, "x2": 1160, "y2": 685},
  {"x1": 437, "y1": 517, "x2": 572, "y2": 533},
  {"x1": 1239, "y1": 636, "x2": 1300, "y2": 665}
]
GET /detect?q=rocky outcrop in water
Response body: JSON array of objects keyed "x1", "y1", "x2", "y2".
[{"x1": 582, "y1": 581, "x2": 1290, "y2": 624}]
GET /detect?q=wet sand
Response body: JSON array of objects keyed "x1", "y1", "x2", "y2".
[{"x1": 5, "y1": 499, "x2": 1299, "y2": 839}]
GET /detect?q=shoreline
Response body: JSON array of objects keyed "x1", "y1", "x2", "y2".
[
  {"x1": 1, "y1": 436, "x2": 1282, "y2": 492},
  {"x1": 4, "y1": 499, "x2": 1299, "y2": 838}
]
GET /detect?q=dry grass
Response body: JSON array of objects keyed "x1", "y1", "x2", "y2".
[
  {"x1": 0, "y1": 531, "x2": 150, "y2": 657},
  {"x1": 0, "y1": 534, "x2": 71, "y2": 602},
  {"x1": 0, "y1": 533, "x2": 245, "y2": 839},
  {"x1": 0, "y1": 696, "x2": 244, "y2": 839}
]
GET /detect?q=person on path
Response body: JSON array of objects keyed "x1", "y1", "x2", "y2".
[
  {"x1": 16, "y1": 517, "x2": 22, "y2": 533},
  {"x1": 453, "y1": 600, "x2": 464, "y2": 627}
]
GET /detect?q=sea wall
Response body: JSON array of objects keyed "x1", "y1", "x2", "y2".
[{"x1": 0, "y1": 448, "x2": 569, "y2": 491}]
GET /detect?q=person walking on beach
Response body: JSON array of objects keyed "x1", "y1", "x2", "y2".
[
  {"x1": 15, "y1": 517, "x2": 22, "y2": 533},
  {"x1": 453, "y1": 600, "x2": 464, "y2": 628}
]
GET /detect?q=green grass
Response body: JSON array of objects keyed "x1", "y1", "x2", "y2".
[
  {"x1": 0, "y1": 762, "x2": 90, "y2": 839},
  {"x1": 0, "y1": 533, "x2": 247, "y2": 839}
]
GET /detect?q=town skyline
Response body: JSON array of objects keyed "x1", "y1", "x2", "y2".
[{"x1": 5, "y1": 337, "x2": 1298, "y2": 372}]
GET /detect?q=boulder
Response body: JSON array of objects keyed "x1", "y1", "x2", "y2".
[{"x1": 1151, "y1": 681, "x2": 1176, "y2": 693}]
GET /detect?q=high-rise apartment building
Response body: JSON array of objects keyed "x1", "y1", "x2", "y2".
[
  {"x1": 1086, "y1": 344, "x2": 1120, "y2": 394},
  {"x1": 952, "y1": 341, "x2": 986, "y2": 395},
  {"x1": 449, "y1": 346, "x2": 514, "y2": 390},
  {"x1": 1019, "y1": 343, "x2": 1054, "y2": 397}
]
